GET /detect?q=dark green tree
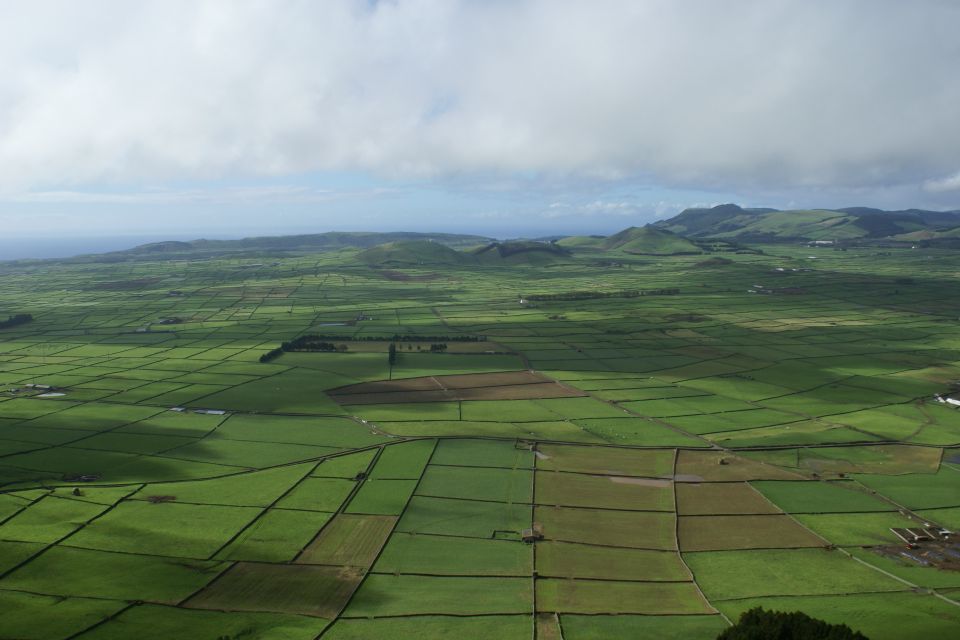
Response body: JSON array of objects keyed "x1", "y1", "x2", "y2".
[
  {"x1": 718, "y1": 608, "x2": 868, "y2": 640},
  {"x1": 388, "y1": 342, "x2": 397, "y2": 366}
]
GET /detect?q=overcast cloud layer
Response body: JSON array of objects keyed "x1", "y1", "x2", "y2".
[{"x1": 0, "y1": 0, "x2": 958, "y2": 238}]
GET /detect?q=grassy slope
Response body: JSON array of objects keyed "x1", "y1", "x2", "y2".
[{"x1": 601, "y1": 226, "x2": 701, "y2": 254}]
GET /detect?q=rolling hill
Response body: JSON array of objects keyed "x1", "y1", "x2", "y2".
[
  {"x1": 46, "y1": 231, "x2": 495, "y2": 264},
  {"x1": 601, "y1": 226, "x2": 702, "y2": 255},
  {"x1": 556, "y1": 235, "x2": 606, "y2": 249},
  {"x1": 557, "y1": 226, "x2": 704, "y2": 255},
  {"x1": 357, "y1": 240, "x2": 472, "y2": 266},
  {"x1": 655, "y1": 204, "x2": 960, "y2": 242},
  {"x1": 471, "y1": 240, "x2": 572, "y2": 265}
]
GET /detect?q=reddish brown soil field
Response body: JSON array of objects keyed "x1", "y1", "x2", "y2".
[{"x1": 328, "y1": 371, "x2": 585, "y2": 404}]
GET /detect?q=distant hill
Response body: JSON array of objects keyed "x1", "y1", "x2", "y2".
[
  {"x1": 71, "y1": 231, "x2": 494, "y2": 263},
  {"x1": 166, "y1": 231, "x2": 490, "y2": 252},
  {"x1": 557, "y1": 226, "x2": 703, "y2": 255},
  {"x1": 655, "y1": 203, "x2": 960, "y2": 242},
  {"x1": 556, "y1": 235, "x2": 606, "y2": 249},
  {"x1": 127, "y1": 241, "x2": 195, "y2": 254},
  {"x1": 355, "y1": 239, "x2": 572, "y2": 267},
  {"x1": 357, "y1": 240, "x2": 471, "y2": 266},
  {"x1": 601, "y1": 226, "x2": 701, "y2": 255},
  {"x1": 472, "y1": 240, "x2": 571, "y2": 265}
]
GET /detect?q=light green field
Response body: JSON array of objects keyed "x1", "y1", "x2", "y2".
[
  {"x1": 374, "y1": 532, "x2": 532, "y2": 575},
  {"x1": 684, "y1": 548, "x2": 906, "y2": 600},
  {"x1": 537, "y1": 578, "x2": 713, "y2": 614},
  {"x1": 324, "y1": 616, "x2": 532, "y2": 640},
  {"x1": 559, "y1": 614, "x2": 727, "y2": 640},
  {"x1": 344, "y1": 574, "x2": 532, "y2": 616}
]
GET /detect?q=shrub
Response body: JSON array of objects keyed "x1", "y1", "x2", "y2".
[{"x1": 717, "y1": 608, "x2": 868, "y2": 640}]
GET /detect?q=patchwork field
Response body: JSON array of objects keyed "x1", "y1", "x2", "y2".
[{"x1": 1, "y1": 242, "x2": 960, "y2": 638}]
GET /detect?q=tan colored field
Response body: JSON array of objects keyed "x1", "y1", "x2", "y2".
[
  {"x1": 536, "y1": 505, "x2": 676, "y2": 550},
  {"x1": 676, "y1": 482, "x2": 781, "y2": 515},
  {"x1": 536, "y1": 613, "x2": 563, "y2": 640},
  {"x1": 798, "y1": 444, "x2": 942, "y2": 475},
  {"x1": 536, "y1": 541, "x2": 690, "y2": 581},
  {"x1": 536, "y1": 579, "x2": 713, "y2": 614},
  {"x1": 678, "y1": 514, "x2": 826, "y2": 551},
  {"x1": 536, "y1": 444, "x2": 675, "y2": 477},
  {"x1": 326, "y1": 340, "x2": 510, "y2": 354},
  {"x1": 186, "y1": 562, "x2": 361, "y2": 618},
  {"x1": 328, "y1": 371, "x2": 584, "y2": 404},
  {"x1": 296, "y1": 514, "x2": 396, "y2": 567},
  {"x1": 536, "y1": 471, "x2": 674, "y2": 511},
  {"x1": 676, "y1": 450, "x2": 804, "y2": 482}
]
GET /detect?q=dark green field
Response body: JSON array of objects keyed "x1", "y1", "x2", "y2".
[{"x1": 1, "y1": 239, "x2": 959, "y2": 639}]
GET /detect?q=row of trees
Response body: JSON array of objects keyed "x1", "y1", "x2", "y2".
[
  {"x1": 0, "y1": 313, "x2": 33, "y2": 330},
  {"x1": 260, "y1": 334, "x2": 350, "y2": 362},
  {"x1": 260, "y1": 333, "x2": 460, "y2": 364},
  {"x1": 300, "y1": 333, "x2": 484, "y2": 342},
  {"x1": 390, "y1": 342, "x2": 449, "y2": 352},
  {"x1": 522, "y1": 288, "x2": 680, "y2": 301},
  {"x1": 281, "y1": 335, "x2": 345, "y2": 351},
  {"x1": 387, "y1": 342, "x2": 445, "y2": 364}
]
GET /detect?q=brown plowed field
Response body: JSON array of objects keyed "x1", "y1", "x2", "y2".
[{"x1": 328, "y1": 371, "x2": 584, "y2": 404}]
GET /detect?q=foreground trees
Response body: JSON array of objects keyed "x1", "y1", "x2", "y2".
[{"x1": 718, "y1": 608, "x2": 868, "y2": 640}]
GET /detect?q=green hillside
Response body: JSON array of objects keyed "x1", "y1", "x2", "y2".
[
  {"x1": 602, "y1": 226, "x2": 701, "y2": 255},
  {"x1": 70, "y1": 232, "x2": 495, "y2": 264},
  {"x1": 655, "y1": 204, "x2": 960, "y2": 242},
  {"x1": 472, "y1": 241, "x2": 572, "y2": 265},
  {"x1": 357, "y1": 240, "x2": 472, "y2": 266},
  {"x1": 893, "y1": 227, "x2": 960, "y2": 242},
  {"x1": 556, "y1": 235, "x2": 606, "y2": 249}
]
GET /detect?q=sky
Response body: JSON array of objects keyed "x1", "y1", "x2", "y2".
[{"x1": 1, "y1": 0, "x2": 959, "y2": 245}]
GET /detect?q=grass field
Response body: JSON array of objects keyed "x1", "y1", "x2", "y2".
[
  {"x1": 2, "y1": 241, "x2": 960, "y2": 638},
  {"x1": 685, "y1": 548, "x2": 906, "y2": 600},
  {"x1": 186, "y1": 562, "x2": 359, "y2": 617},
  {"x1": 536, "y1": 578, "x2": 713, "y2": 614}
]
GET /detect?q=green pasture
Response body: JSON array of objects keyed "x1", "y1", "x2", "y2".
[
  {"x1": 536, "y1": 541, "x2": 689, "y2": 581},
  {"x1": 325, "y1": 616, "x2": 532, "y2": 640},
  {"x1": 344, "y1": 574, "x2": 532, "y2": 616},
  {"x1": 684, "y1": 548, "x2": 905, "y2": 600},
  {"x1": 418, "y1": 465, "x2": 532, "y2": 502},
  {"x1": 374, "y1": 532, "x2": 531, "y2": 575},
  {"x1": 559, "y1": 614, "x2": 727, "y2": 640},
  {"x1": 537, "y1": 578, "x2": 712, "y2": 614}
]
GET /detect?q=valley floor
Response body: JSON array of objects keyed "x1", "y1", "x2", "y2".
[{"x1": 0, "y1": 244, "x2": 958, "y2": 639}]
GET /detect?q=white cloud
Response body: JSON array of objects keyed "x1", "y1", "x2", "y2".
[
  {"x1": 924, "y1": 172, "x2": 960, "y2": 193},
  {"x1": 0, "y1": 0, "x2": 958, "y2": 197},
  {"x1": 3, "y1": 186, "x2": 335, "y2": 205}
]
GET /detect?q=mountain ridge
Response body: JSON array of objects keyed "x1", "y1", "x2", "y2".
[{"x1": 654, "y1": 203, "x2": 960, "y2": 242}]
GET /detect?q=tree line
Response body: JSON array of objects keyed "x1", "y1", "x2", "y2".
[
  {"x1": 260, "y1": 333, "x2": 475, "y2": 363},
  {"x1": 260, "y1": 334, "x2": 348, "y2": 362},
  {"x1": 718, "y1": 608, "x2": 867, "y2": 639},
  {"x1": 301, "y1": 333, "x2": 485, "y2": 342},
  {"x1": 522, "y1": 289, "x2": 680, "y2": 301},
  {"x1": 0, "y1": 314, "x2": 33, "y2": 330}
]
